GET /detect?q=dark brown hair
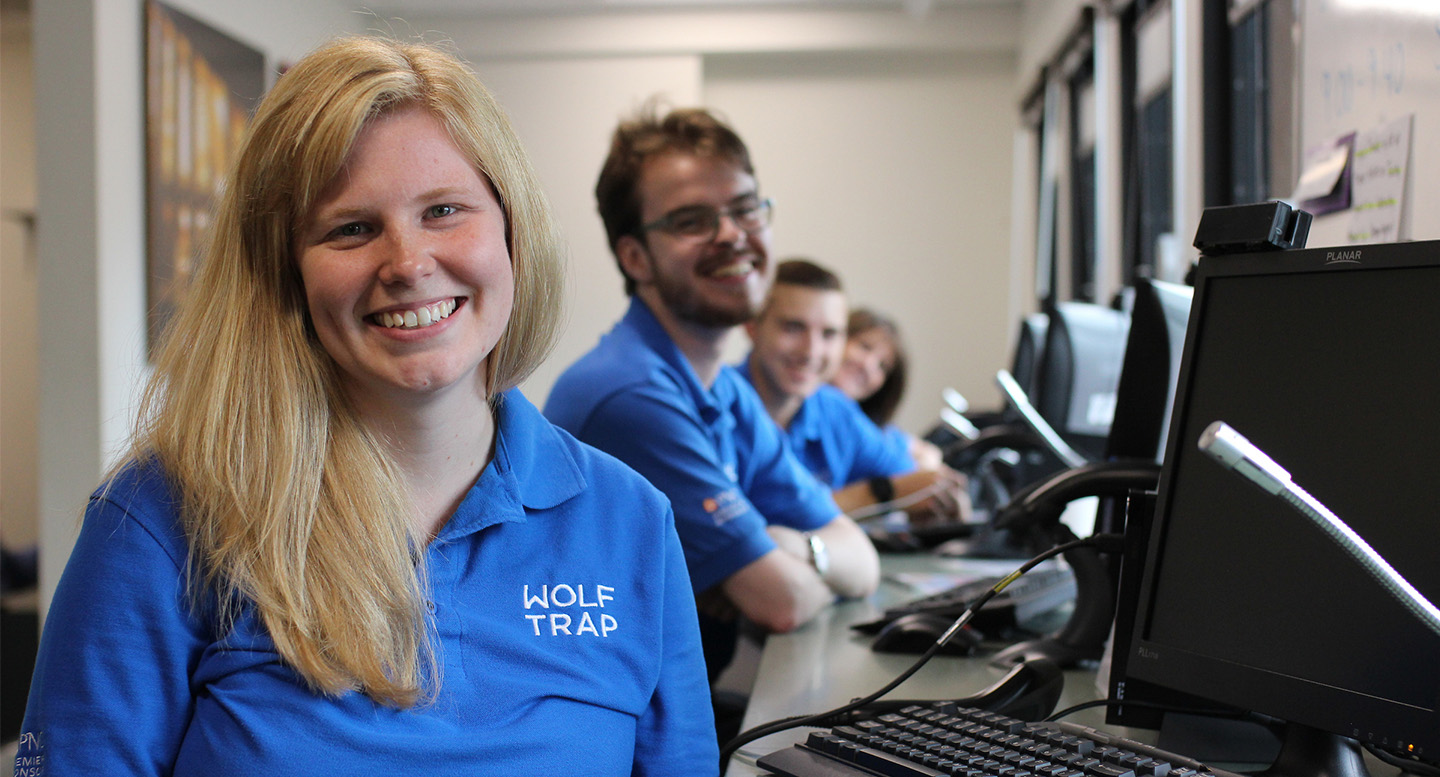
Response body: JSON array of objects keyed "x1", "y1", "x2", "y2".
[
  {"x1": 594, "y1": 104, "x2": 753, "y2": 294},
  {"x1": 773, "y1": 257, "x2": 842, "y2": 292},
  {"x1": 848, "y1": 308, "x2": 907, "y2": 426}
]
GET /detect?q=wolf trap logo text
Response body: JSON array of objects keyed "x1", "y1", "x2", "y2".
[{"x1": 523, "y1": 583, "x2": 618, "y2": 637}]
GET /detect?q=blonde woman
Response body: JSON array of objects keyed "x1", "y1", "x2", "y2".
[{"x1": 19, "y1": 37, "x2": 717, "y2": 775}]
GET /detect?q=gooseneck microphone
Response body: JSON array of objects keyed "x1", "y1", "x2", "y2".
[{"x1": 1197, "y1": 420, "x2": 1440, "y2": 638}]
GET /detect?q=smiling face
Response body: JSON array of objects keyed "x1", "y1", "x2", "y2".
[
  {"x1": 619, "y1": 152, "x2": 771, "y2": 330},
  {"x1": 832, "y1": 326, "x2": 898, "y2": 403},
  {"x1": 749, "y1": 283, "x2": 849, "y2": 409},
  {"x1": 295, "y1": 105, "x2": 514, "y2": 410}
]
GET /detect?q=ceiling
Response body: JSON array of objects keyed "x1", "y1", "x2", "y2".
[{"x1": 362, "y1": 0, "x2": 1008, "y2": 17}]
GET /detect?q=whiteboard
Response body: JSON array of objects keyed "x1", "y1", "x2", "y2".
[{"x1": 1298, "y1": 0, "x2": 1440, "y2": 246}]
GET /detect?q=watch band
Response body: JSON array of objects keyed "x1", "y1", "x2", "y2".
[{"x1": 868, "y1": 475, "x2": 895, "y2": 504}]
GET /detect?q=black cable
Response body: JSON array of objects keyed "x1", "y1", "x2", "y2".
[
  {"x1": 1043, "y1": 698, "x2": 1117, "y2": 721},
  {"x1": 718, "y1": 533, "x2": 1122, "y2": 767},
  {"x1": 1044, "y1": 697, "x2": 1252, "y2": 724}
]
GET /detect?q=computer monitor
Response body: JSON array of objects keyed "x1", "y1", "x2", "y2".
[
  {"x1": 1124, "y1": 239, "x2": 1440, "y2": 774},
  {"x1": 1085, "y1": 278, "x2": 1192, "y2": 554},
  {"x1": 1011, "y1": 312, "x2": 1050, "y2": 398},
  {"x1": 1034, "y1": 301, "x2": 1131, "y2": 461},
  {"x1": 984, "y1": 282, "x2": 1188, "y2": 666},
  {"x1": 1103, "y1": 278, "x2": 1192, "y2": 464}
]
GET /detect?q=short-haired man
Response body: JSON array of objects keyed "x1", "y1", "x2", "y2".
[
  {"x1": 742, "y1": 259, "x2": 968, "y2": 522},
  {"x1": 544, "y1": 109, "x2": 879, "y2": 682}
]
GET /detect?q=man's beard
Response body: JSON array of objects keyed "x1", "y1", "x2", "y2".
[{"x1": 652, "y1": 257, "x2": 766, "y2": 329}]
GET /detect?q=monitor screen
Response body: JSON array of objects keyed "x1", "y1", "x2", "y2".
[
  {"x1": 1126, "y1": 240, "x2": 1440, "y2": 768},
  {"x1": 1011, "y1": 312, "x2": 1050, "y2": 398},
  {"x1": 1035, "y1": 302, "x2": 1130, "y2": 459},
  {"x1": 1103, "y1": 279, "x2": 1192, "y2": 464}
]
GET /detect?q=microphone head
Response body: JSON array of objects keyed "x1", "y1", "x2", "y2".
[
  {"x1": 1197, "y1": 421, "x2": 1291, "y2": 494},
  {"x1": 1197, "y1": 421, "x2": 1246, "y2": 468}
]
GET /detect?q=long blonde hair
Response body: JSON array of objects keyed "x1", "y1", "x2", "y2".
[{"x1": 130, "y1": 36, "x2": 565, "y2": 707}]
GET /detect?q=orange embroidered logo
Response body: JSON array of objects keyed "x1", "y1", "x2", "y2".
[{"x1": 703, "y1": 488, "x2": 746, "y2": 526}]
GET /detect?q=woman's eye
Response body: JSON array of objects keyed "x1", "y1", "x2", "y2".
[
  {"x1": 328, "y1": 222, "x2": 370, "y2": 240},
  {"x1": 427, "y1": 204, "x2": 458, "y2": 219}
]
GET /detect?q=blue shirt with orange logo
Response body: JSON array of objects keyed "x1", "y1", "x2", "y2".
[{"x1": 544, "y1": 298, "x2": 839, "y2": 595}]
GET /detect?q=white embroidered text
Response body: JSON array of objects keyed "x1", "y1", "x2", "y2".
[{"x1": 523, "y1": 584, "x2": 618, "y2": 637}]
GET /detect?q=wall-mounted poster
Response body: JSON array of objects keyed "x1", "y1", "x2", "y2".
[{"x1": 145, "y1": 0, "x2": 265, "y2": 354}]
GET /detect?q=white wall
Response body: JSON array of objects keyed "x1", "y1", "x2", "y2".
[
  {"x1": 472, "y1": 56, "x2": 704, "y2": 407},
  {"x1": 2, "y1": 2, "x2": 38, "y2": 550},
  {"x1": 1018, "y1": 0, "x2": 1090, "y2": 81},
  {"x1": 706, "y1": 50, "x2": 1018, "y2": 431},
  {"x1": 30, "y1": 0, "x2": 358, "y2": 612},
  {"x1": 414, "y1": 5, "x2": 1024, "y2": 431}
]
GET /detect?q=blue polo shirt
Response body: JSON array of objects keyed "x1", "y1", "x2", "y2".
[
  {"x1": 543, "y1": 298, "x2": 839, "y2": 595},
  {"x1": 18, "y1": 389, "x2": 717, "y2": 777},
  {"x1": 739, "y1": 357, "x2": 915, "y2": 488}
]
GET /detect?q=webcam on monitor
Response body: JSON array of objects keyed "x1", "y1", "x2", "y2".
[{"x1": 1192, "y1": 200, "x2": 1312, "y2": 256}]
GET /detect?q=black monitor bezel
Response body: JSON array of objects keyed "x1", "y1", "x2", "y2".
[
  {"x1": 1103, "y1": 278, "x2": 1193, "y2": 464},
  {"x1": 1124, "y1": 239, "x2": 1440, "y2": 762}
]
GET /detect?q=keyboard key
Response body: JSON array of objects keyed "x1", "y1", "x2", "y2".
[
  {"x1": 1102, "y1": 750, "x2": 1137, "y2": 766},
  {"x1": 854, "y1": 747, "x2": 949, "y2": 776},
  {"x1": 1057, "y1": 736, "x2": 1095, "y2": 755},
  {"x1": 757, "y1": 713, "x2": 1246, "y2": 777},
  {"x1": 1088, "y1": 763, "x2": 1137, "y2": 777},
  {"x1": 1050, "y1": 750, "x2": 1085, "y2": 766}
]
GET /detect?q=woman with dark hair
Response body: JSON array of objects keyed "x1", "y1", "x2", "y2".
[
  {"x1": 19, "y1": 36, "x2": 716, "y2": 775},
  {"x1": 833, "y1": 308, "x2": 907, "y2": 427},
  {"x1": 832, "y1": 308, "x2": 948, "y2": 471}
]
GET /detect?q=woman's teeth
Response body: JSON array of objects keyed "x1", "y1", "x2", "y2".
[{"x1": 375, "y1": 299, "x2": 457, "y2": 330}]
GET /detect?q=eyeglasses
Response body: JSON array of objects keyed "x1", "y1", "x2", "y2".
[{"x1": 639, "y1": 198, "x2": 774, "y2": 241}]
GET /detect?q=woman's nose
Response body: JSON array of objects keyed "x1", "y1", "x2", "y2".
[{"x1": 377, "y1": 229, "x2": 435, "y2": 286}]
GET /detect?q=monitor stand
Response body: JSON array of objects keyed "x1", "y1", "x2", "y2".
[
  {"x1": 1259, "y1": 723, "x2": 1372, "y2": 777},
  {"x1": 988, "y1": 537, "x2": 1112, "y2": 669},
  {"x1": 1155, "y1": 712, "x2": 1279, "y2": 767}
]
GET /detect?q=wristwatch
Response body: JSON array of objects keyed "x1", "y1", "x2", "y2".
[
  {"x1": 868, "y1": 475, "x2": 895, "y2": 504},
  {"x1": 805, "y1": 532, "x2": 830, "y2": 577}
]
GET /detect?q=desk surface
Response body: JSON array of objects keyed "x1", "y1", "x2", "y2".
[{"x1": 726, "y1": 553, "x2": 1125, "y2": 776}]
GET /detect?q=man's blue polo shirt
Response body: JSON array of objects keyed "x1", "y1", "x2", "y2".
[
  {"x1": 19, "y1": 390, "x2": 717, "y2": 776},
  {"x1": 544, "y1": 299, "x2": 839, "y2": 595},
  {"x1": 739, "y1": 356, "x2": 915, "y2": 488}
]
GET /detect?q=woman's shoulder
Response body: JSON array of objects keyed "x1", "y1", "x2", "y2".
[
  {"x1": 93, "y1": 456, "x2": 179, "y2": 513},
  {"x1": 549, "y1": 419, "x2": 671, "y2": 506},
  {"x1": 87, "y1": 456, "x2": 189, "y2": 558}
]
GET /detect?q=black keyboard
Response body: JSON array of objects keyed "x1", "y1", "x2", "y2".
[
  {"x1": 755, "y1": 703, "x2": 1244, "y2": 777},
  {"x1": 853, "y1": 567, "x2": 1076, "y2": 636}
]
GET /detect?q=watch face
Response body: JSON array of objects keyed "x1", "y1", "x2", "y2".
[{"x1": 808, "y1": 533, "x2": 830, "y2": 576}]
